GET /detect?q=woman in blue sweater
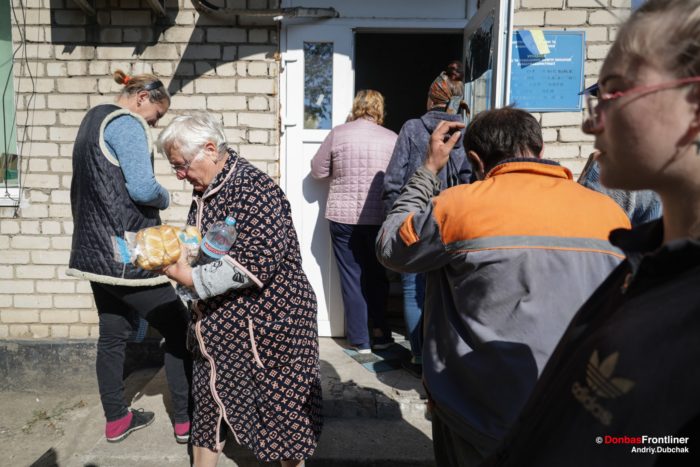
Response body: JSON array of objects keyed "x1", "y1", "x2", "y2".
[{"x1": 67, "y1": 70, "x2": 190, "y2": 444}]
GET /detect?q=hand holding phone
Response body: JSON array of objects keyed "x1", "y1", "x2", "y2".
[
  {"x1": 446, "y1": 96, "x2": 462, "y2": 115},
  {"x1": 425, "y1": 120, "x2": 466, "y2": 175}
]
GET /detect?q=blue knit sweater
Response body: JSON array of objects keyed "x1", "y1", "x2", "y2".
[{"x1": 104, "y1": 114, "x2": 169, "y2": 210}]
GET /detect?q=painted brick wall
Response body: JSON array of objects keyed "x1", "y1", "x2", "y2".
[
  {"x1": 1, "y1": 0, "x2": 280, "y2": 338},
  {"x1": 514, "y1": 0, "x2": 631, "y2": 174},
  {"x1": 1, "y1": 0, "x2": 631, "y2": 339}
]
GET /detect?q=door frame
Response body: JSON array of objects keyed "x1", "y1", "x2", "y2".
[
  {"x1": 280, "y1": 19, "x2": 468, "y2": 336},
  {"x1": 464, "y1": 0, "x2": 513, "y2": 110}
]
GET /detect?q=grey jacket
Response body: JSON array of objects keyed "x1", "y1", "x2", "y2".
[
  {"x1": 376, "y1": 160, "x2": 630, "y2": 453},
  {"x1": 382, "y1": 110, "x2": 471, "y2": 215}
]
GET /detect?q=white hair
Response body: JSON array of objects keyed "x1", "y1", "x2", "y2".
[{"x1": 156, "y1": 112, "x2": 227, "y2": 160}]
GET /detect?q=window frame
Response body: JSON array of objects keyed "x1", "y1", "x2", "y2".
[{"x1": 1, "y1": 0, "x2": 19, "y2": 206}]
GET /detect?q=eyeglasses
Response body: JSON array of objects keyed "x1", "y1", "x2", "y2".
[
  {"x1": 170, "y1": 159, "x2": 193, "y2": 176},
  {"x1": 584, "y1": 76, "x2": 700, "y2": 132}
]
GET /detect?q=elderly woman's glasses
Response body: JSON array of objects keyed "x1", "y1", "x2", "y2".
[
  {"x1": 170, "y1": 159, "x2": 193, "y2": 176},
  {"x1": 584, "y1": 76, "x2": 700, "y2": 133}
]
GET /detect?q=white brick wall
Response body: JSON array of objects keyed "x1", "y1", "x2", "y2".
[
  {"x1": 2, "y1": 1, "x2": 631, "y2": 338},
  {"x1": 3, "y1": 0, "x2": 279, "y2": 338}
]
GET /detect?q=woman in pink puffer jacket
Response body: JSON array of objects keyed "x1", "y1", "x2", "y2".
[{"x1": 310, "y1": 90, "x2": 398, "y2": 353}]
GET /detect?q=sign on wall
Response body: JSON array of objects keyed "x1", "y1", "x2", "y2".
[{"x1": 509, "y1": 30, "x2": 585, "y2": 112}]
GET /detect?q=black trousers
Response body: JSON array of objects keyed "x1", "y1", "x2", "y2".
[{"x1": 91, "y1": 282, "x2": 190, "y2": 423}]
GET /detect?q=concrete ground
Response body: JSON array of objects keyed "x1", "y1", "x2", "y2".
[
  {"x1": 1, "y1": 338, "x2": 434, "y2": 467},
  {"x1": 0, "y1": 389, "x2": 100, "y2": 467}
]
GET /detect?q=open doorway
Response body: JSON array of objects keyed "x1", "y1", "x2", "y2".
[{"x1": 355, "y1": 32, "x2": 464, "y2": 134}]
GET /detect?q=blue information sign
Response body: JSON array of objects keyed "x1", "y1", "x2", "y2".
[{"x1": 509, "y1": 30, "x2": 586, "y2": 112}]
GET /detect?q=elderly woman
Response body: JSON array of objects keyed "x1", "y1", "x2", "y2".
[
  {"x1": 310, "y1": 89, "x2": 397, "y2": 353},
  {"x1": 483, "y1": 0, "x2": 700, "y2": 465},
  {"x1": 158, "y1": 112, "x2": 322, "y2": 467}
]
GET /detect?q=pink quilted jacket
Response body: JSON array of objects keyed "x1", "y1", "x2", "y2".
[{"x1": 310, "y1": 118, "x2": 398, "y2": 225}]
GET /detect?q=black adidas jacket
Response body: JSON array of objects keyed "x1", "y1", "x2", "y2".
[{"x1": 483, "y1": 219, "x2": 700, "y2": 467}]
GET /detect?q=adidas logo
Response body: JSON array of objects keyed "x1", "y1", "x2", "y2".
[
  {"x1": 572, "y1": 350, "x2": 635, "y2": 426},
  {"x1": 585, "y1": 350, "x2": 635, "y2": 399}
]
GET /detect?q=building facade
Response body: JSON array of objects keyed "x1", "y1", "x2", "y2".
[{"x1": 0, "y1": 0, "x2": 631, "y2": 340}]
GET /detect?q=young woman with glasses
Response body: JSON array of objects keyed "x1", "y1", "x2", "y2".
[{"x1": 483, "y1": 1, "x2": 700, "y2": 465}]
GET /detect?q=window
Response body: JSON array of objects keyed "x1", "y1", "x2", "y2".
[
  {"x1": 1, "y1": 0, "x2": 18, "y2": 197},
  {"x1": 464, "y1": 11, "x2": 495, "y2": 117},
  {"x1": 303, "y1": 42, "x2": 333, "y2": 130}
]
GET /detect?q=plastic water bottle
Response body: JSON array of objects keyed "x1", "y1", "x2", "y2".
[
  {"x1": 177, "y1": 216, "x2": 237, "y2": 302},
  {"x1": 198, "y1": 216, "x2": 237, "y2": 264}
]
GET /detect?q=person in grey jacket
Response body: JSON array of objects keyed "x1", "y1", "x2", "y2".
[
  {"x1": 382, "y1": 66, "x2": 472, "y2": 371},
  {"x1": 377, "y1": 109, "x2": 629, "y2": 466}
]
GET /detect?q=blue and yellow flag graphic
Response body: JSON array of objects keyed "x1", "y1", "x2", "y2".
[{"x1": 520, "y1": 30, "x2": 550, "y2": 56}]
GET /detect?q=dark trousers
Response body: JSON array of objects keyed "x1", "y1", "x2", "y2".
[
  {"x1": 401, "y1": 272, "x2": 425, "y2": 359},
  {"x1": 329, "y1": 221, "x2": 389, "y2": 347},
  {"x1": 91, "y1": 282, "x2": 190, "y2": 423}
]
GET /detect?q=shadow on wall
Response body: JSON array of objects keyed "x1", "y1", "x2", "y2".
[
  {"x1": 302, "y1": 172, "x2": 348, "y2": 336},
  {"x1": 302, "y1": 172, "x2": 328, "y2": 271},
  {"x1": 46, "y1": 0, "x2": 277, "y2": 97},
  {"x1": 48, "y1": 0, "x2": 177, "y2": 54}
]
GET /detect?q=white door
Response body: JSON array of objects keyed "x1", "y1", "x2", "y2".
[
  {"x1": 279, "y1": 4, "x2": 508, "y2": 338},
  {"x1": 281, "y1": 25, "x2": 354, "y2": 337}
]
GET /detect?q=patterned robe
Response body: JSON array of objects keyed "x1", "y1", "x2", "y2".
[{"x1": 188, "y1": 150, "x2": 322, "y2": 461}]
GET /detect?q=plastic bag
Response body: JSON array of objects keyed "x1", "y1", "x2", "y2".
[{"x1": 113, "y1": 225, "x2": 202, "y2": 270}]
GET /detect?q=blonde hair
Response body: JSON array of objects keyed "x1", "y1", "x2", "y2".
[
  {"x1": 113, "y1": 69, "x2": 170, "y2": 105},
  {"x1": 613, "y1": 0, "x2": 700, "y2": 78},
  {"x1": 351, "y1": 90, "x2": 385, "y2": 125}
]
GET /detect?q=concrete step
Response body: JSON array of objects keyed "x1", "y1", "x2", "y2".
[{"x1": 321, "y1": 338, "x2": 427, "y2": 420}]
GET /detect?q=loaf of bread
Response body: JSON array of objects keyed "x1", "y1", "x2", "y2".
[{"x1": 134, "y1": 225, "x2": 181, "y2": 270}]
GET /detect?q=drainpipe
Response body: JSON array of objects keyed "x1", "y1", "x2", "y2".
[{"x1": 191, "y1": 0, "x2": 339, "y2": 20}]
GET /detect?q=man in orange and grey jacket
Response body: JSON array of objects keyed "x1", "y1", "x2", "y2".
[{"x1": 376, "y1": 107, "x2": 631, "y2": 467}]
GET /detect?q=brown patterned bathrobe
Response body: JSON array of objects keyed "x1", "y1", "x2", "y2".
[{"x1": 188, "y1": 149, "x2": 322, "y2": 461}]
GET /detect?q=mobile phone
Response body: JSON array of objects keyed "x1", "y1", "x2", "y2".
[{"x1": 443, "y1": 125, "x2": 461, "y2": 142}]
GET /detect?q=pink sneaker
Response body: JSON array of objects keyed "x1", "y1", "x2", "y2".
[
  {"x1": 174, "y1": 421, "x2": 190, "y2": 444},
  {"x1": 105, "y1": 409, "x2": 154, "y2": 443}
]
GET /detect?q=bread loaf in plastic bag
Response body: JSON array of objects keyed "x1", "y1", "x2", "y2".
[{"x1": 113, "y1": 225, "x2": 202, "y2": 270}]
